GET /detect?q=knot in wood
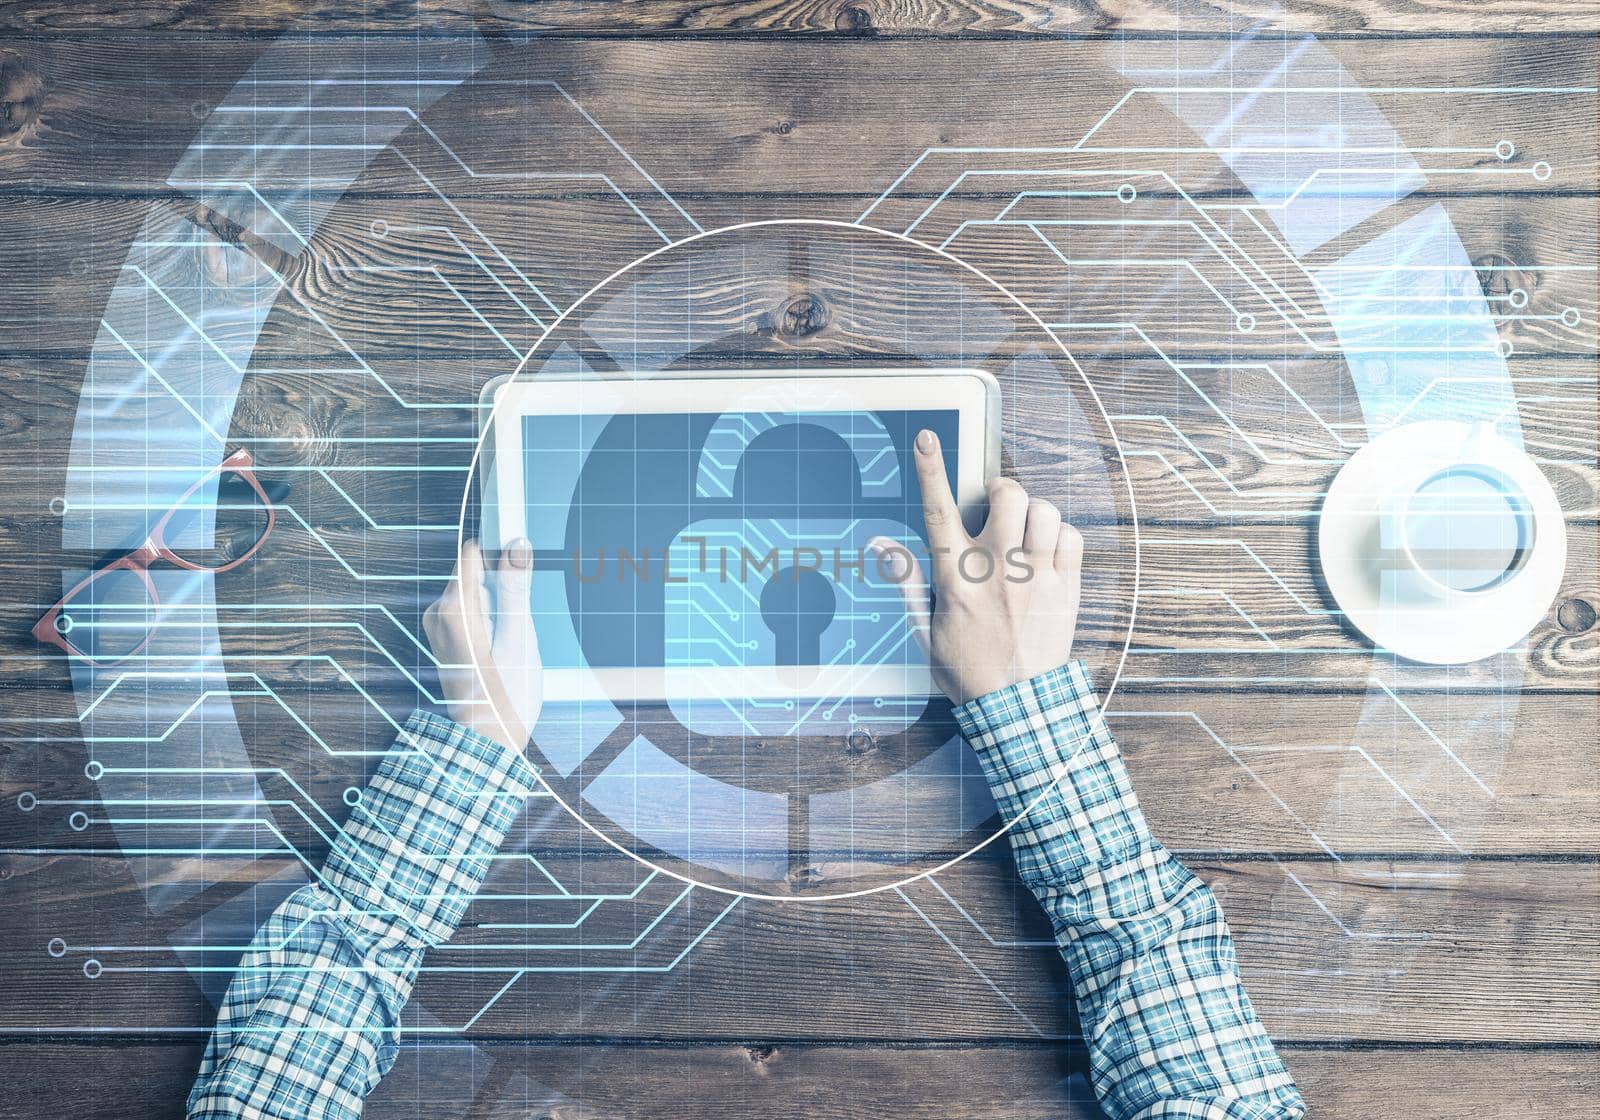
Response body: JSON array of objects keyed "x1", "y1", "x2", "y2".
[
  {"x1": 785, "y1": 863, "x2": 824, "y2": 889},
  {"x1": 845, "y1": 727, "x2": 875, "y2": 757},
  {"x1": 834, "y1": 4, "x2": 877, "y2": 34},
  {"x1": 1556, "y1": 596, "x2": 1597, "y2": 634},
  {"x1": 1473, "y1": 249, "x2": 1536, "y2": 303},
  {"x1": 232, "y1": 390, "x2": 330, "y2": 468},
  {"x1": 0, "y1": 49, "x2": 44, "y2": 145},
  {"x1": 777, "y1": 292, "x2": 830, "y2": 338}
]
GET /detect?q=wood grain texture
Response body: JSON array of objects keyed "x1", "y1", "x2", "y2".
[
  {"x1": 3, "y1": 0, "x2": 1600, "y2": 36},
  {"x1": 0, "y1": 1039, "x2": 1595, "y2": 1120},
  {"x1": 1, "y1": 345, "x2": 1594, "y2": 530},
  {"x1": 1, "y1": 9, "x2": 1597, "y2": 1116},
  {"x1": 0, "y1": 37, "x2": 1592, "y2": 197},
  {"x1": 3, "y1": 187, "x2": 1595, "y2": 364},
  {"x1": 3, "y1": 681, "x2": 1595, "y2": 856},
  {"x1": 138, "y1": 189, "x2": 1600, "y2": 364},
  {"x1": 0, "y1": 512, "x2": 1593, "y2": 695},
  {"x1": 2, "y1": 851, "x2": 1596, "y2": 1042},
  {"x1": 188, "y1": 515, "x2": 1600, "y2": 692},
  {"x1": 0, "y1": 418, "x2": 1593, "y2": 698}
]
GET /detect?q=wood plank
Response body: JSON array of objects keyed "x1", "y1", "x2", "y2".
[
  {"x1": 370, "y1": 1040, "x2": 1600, "y2": 1119},
  {"x1": 9, "y1": 425, "x2": 1587, "y2": 704},
  {"x1": 0, "y1": 194, "x2": 152, "y2": 356},
  {"x1": 6, "y1": 0, "x2": 1600, "y2": 37},
  {"x1": 2, "y1": 338, "x2": 1594, "y2": 529},
  {"x1": 1, "y1": 851, "x2": 1595, "y2": 1042},
  {"x1": 3, "y1": 192, "x2": 1596, "y2": 523},
  {"x1": 0, "y1": 38, "x2": 1593, "y2": 199},
  {"x1": 4, "y1": 330, "x2": 1595, "y2": 694},
  {"x1": 0, "y1": 1039, "x2": 1594, "y2": 1120},
  {"x1": 7, "y1": 513, "x2": 1593, "y2": 691},
  {"x1": 2, "y1": 502, "x2": 1595, "y2": 698},
  {"x1": 2, "y1": 186, "x2": 1594, "y2": 362},
  {"x1": 3, "y1": 679, "x2": 1595, "y2": 856},
  {"x1": 129, "y1": 351, "x2": 1600, "y2": 522},
  {"x1": 168, "y1": 187, "x2": 1600, "y2": 363},
  {"x1": 166, "y1": 511, "x2": 1600, "y2": 694}
]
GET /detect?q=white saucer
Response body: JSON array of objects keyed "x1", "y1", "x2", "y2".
[{"x1": 1318, "y1": 420, "x2": 1567, "y2": 665}]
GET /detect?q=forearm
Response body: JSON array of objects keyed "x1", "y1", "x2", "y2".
[
  {"x1": 955, "y1": 662, "x2": 1304, "y2": 1120},
  {"x1": 187, "y1": 711, "x2": 536, "y2": 1119},
  {"x1": 184, "y1": 886, "x2": 420, "y2": 1120}
]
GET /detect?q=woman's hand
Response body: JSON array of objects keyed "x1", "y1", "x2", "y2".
[
  {"x1": 422, "y1": 539, "x2": 543, "y2": 753},
  {"x1": 872, "y1": 429, "x2": 1083, "y2": 705}
]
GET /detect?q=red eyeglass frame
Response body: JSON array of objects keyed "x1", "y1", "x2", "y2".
[{"x1": 33, "y1": 447, "x2": 277, "y2": 663}]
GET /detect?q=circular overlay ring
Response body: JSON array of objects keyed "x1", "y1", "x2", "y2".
[
  {"x1": 463, "y1": 218, "x2": 1141, "y2": 901},
  {"x1": 48, "y1": 22, "x2": 1533, "y2": 1054}
]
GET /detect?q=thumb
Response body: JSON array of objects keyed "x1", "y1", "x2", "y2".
[
  {"x1": 487, "y1": 538, "x2": 533, "y2": 626},
  {"x1": 870, "y1": 537, "x2": 932, "y2": 655},
  {"x1": 486, "y1": 538, "x2": 542, "y2": 745},
  {"x1": 488, "y1": 538, "x2": 539, "y2": 658}
]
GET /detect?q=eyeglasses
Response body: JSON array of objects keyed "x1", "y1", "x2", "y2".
[{"x1": 34, "y1": 447, "x2": 282, "y2": 664}]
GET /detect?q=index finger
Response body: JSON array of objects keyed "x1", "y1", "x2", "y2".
[{"x1": 913, "y1": 429, "x2": 968, "y2": 563}]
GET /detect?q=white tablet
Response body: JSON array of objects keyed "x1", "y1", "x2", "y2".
[{"x1": 477, "y1": 369, "x2": 999, "y2": 704}]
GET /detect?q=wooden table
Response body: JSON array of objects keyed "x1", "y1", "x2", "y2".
[{"x1": 1, "y1": 3, "x2": 1596, "y2": 1117}]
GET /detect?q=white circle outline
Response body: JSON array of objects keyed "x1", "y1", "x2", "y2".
[{"x1": 457, "y1": 218, "x2": 1142, "y2": 903}]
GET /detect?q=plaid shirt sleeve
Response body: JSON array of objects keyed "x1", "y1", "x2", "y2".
[
  {"x1": 186, "y1": 711, "x2": 537, "y2": 1120},
  {"x1": 954, "y1": 662, "x2": 1305, "y2": 1120}
]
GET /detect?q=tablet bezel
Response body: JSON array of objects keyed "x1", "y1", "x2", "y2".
[{"x1": 477, "y1": 368, "x2": 999, "y2": 700}]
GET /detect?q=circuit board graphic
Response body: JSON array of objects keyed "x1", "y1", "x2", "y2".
[{"x1": 8, "y1": 5, "x2": 1595, "y2": 1114}]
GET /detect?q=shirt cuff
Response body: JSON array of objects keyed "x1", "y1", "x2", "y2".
[
  {"x1": 323, "y1": 710, "x2": 539, "y2": 948},
  {"x1": 954, "y1": 661, "x2": 1154, "y2": 879}
]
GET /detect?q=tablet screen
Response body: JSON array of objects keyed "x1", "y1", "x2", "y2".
[{"x1": 515, "y1": 407, "x2": 959, "y2": 674}]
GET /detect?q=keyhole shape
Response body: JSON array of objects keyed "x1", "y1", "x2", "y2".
[{"x1": 759, "y1": 566, "x2": 837, "y2": 667}]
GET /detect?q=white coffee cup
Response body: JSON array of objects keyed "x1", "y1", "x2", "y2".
[{"x1": 1379, "y1": 423, "x2": 1538, "y2": 599}]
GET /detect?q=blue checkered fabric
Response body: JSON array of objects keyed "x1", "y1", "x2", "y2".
[
  {"x1": 189, "y1": 667, "x2": 1300, "y2": 1119},
  {"x1": 954, "y1": 661, "x2": 1306, "y2": 1119},
  {"x1": 186, "y1": 711, "x2": 537, "y2": 1119}
]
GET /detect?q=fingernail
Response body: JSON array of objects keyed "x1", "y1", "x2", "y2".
[
  {"x1": 509, "y1": 539, "x2": 532, "y2": 569},
  {"x1": 916, "y1": 429, "x2": 937, "y2": 454},
  {"x1": 879, "y1": 544, "x2": 907, "y2": 573}
]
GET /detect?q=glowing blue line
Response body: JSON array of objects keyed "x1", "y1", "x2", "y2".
[
  {"x1": 387, "y1": 223, "x2": 557, "y2": 317},
  {"x1": 896, "y1": 887, "x2": 1060, "y2": 1040},
  {"x1": 1136, "y1": 589, "x2": 1281, "y2": 648},
  {"x1": 1145, "y1": 538, "x2": 1338, "y2": 615},
  {"x1": 324, "y1": 263, "x2": 534, "y2": 350},
  {"x1": 165, "y1": 178, "x2": 311, "y2": 247},
  {"x1": 923, "y1": 879, "x2": 1056, "y2": 948},
  {"x1": 1107, "y1": 711, "x2": 1338, "y2": 859}
]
